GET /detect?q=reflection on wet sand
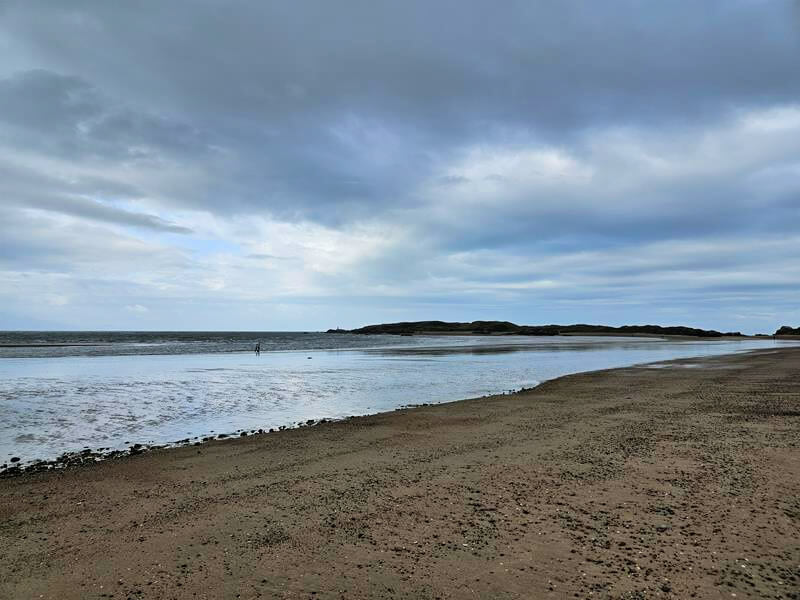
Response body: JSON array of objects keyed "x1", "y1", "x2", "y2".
[{"x1": 363, "y1": 338, "x2": 666, "y2": 356}]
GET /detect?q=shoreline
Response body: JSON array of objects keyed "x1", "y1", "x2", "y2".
[
  {"x1": 2, "y1": 348, "x2": 799, "y2": 598},
  {"x1": 3, "y1": 342, "x2": 790, "y2": 476}
]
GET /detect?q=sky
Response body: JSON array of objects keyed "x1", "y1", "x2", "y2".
[{"x1": 1, "y1": 1, "x2": 799, "y2": 333}]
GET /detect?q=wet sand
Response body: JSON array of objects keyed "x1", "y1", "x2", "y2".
[{"x1": 1, "y1": 348, "x2": 798, "y2": 599}]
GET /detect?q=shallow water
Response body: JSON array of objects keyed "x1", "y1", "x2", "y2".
[
  {"x1": 0, "y1": 331, "x2": 434, "y2": 358},
  {"x1": 0, "y1": 333, "x2": 795, "y2": 464}
]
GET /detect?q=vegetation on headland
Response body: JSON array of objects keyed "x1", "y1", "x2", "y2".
[
  {"x1": 327, "y1": 321, "x2": 744, "y2": 337},
  {"x1": 775, "y1": 325, "x2": 800, "y2": 336}
]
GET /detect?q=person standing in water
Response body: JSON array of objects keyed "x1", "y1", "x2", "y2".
[{"x1": 255, "y1": 342, "x2": 261, "y2": 355}]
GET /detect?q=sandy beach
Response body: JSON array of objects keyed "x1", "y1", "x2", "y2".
[{"x1": 1, "y1": 348, "x2": 798, "y2": 599}]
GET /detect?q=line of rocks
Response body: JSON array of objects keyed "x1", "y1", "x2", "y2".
[{"x1": 0, "y1": 417, "x2": 336, "y2": 479}]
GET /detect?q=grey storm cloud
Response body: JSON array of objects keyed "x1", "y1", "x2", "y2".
[
  {"x1": 0, "y1": 0, "x2": 799, "y2": 331},
  {"x1": 3, "y1": 1, "x2": 798, "y2": 218},
  {"x1": 0, "y1": 161, "x2": 192, "y2": 234},
  {"x1": 0, "y1": 70, "x2": 210, "y2": 162}
]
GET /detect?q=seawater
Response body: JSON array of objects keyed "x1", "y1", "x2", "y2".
[{"x1": 0, "y1": 332, "x2": 795, "y2": 464}]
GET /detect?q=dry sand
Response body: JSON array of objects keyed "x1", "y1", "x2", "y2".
[{"x1": 1, "y1": 348, "x2": 799, "y2": 599}]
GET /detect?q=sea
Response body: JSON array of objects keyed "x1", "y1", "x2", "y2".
[{"x1": 1, "y1": 331, "x2": 796, "y2": 466}]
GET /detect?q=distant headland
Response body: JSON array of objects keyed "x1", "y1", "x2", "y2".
[{"x1": 327, "y1": 321, "x2": 747, "y2": 338}]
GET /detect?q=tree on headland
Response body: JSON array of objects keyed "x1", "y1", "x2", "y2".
[{"x1": 775, "y1": 326, "x2": 800, "y2": 336}]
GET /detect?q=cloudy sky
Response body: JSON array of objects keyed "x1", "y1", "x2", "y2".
[{"x1": 1, "y1": 1, "x2": 798, "y2": 332}]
